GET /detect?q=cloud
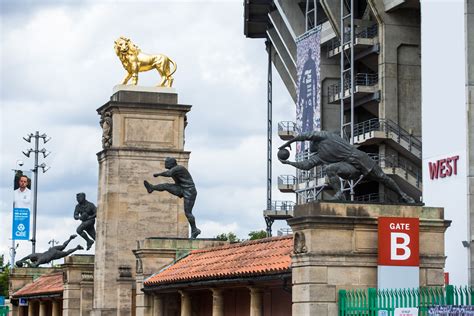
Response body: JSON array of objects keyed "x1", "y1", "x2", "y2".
[{"x1": 0, "y1": 1, "x2": 296, "y2": 264}]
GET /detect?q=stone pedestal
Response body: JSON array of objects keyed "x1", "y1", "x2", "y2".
[
  {"x1": 288, "y1": 202, "x2": 450, "y2": 316},
  {"x1": 62, "y1": 255, "x2": 95, "y2": 316},
  {"x1": 93, "y1": 87, "x2": 190, "y2": 314}
]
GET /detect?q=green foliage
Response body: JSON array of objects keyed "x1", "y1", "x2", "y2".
[
  {"x1": 248, "y1": 230, "x2": 268, "y2": 240},
  {"x1": 215, "y1": 232, "x2": 239, "y2": 243},
  {"x1": 0, "y1": 255, "x2": 9, "y2": 297}
]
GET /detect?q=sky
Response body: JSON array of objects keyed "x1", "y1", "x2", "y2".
[{"x1": 0, "y1": 0, "x2": 296, "y2": 265}]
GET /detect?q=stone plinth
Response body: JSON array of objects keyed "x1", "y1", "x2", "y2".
[
  {"x1": 288, "y1": 201, "x2": 450, "y2": 316},
  {"x1": 62, "y1": 255, "x2": 95, "y2": 316},
  {"x1": 93, "y1": 88, "x2": 191, "y2": 315}
]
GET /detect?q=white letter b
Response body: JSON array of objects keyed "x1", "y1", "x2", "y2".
[{"x1": 391, "y1": 232, "x2": 411, "y2": 260}]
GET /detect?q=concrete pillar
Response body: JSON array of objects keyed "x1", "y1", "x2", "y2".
[
  {"x1": 211, "y1": 289, "x2": 224, "y2": 316},
  {"x1": 39, "y1": 301, "x2": 47, "y2": 316},
  {"x1": 52, "y1": 300, "x2": 61, "y2": 316},
  {"x1": 179, "y1": 291, "x2": 191, "y2": 316},
  {"x1": 28, "y1": 300, "x2": 34, "y2": 315},
  {"x1": 249, "y1": 287, "x2": 264, "y2": 316},
  {"x1": 153, "y1": 295, "x2": 164, "y2": 316}
]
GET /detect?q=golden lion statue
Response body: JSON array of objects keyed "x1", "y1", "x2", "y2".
[{"x1": 114, "y1": 36, "x2": 177, "y2": 87}]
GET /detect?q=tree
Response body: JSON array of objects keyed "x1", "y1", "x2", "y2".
[
  {"x1": 248, "y1": 230, "x2": 267, "y2": 240},
  {"x1": 0, "y1": 255, "x2": 9, "y2": 297},
  {"x1": 215, "y1": 232, "x2": 239, "y2": 243}
]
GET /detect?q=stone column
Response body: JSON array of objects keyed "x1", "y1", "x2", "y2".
[
  {"x1": 153, "y1": 295, "x2": 164, "y2": 316},
  {"x1": 52, "y1": 300, "x2": 61, "y2": 316},
  {"x1": 39, "y1": 301, "x2": 47, "y2": 316},
  {"x1": 179, "y1": 290, "x2": 191, "y2": 316},
  {"x1": 211, "y1": 289, "x2": 224, "y2": 316},
  {"x1": 28, "y1": 300, "x2": 35, "y2": 315},
  {"x1": 135, "y1": 273, "x2": 152, "y2": 316},
  {"x1": 117, "y1": 265, "x2": 135, "y2": 316},
  {"x1": 93, "y1": 86, "x2": 190, "y2": 315},
  {"x1": 249, "y1": 287, "x2": 263, "y2": 316}
]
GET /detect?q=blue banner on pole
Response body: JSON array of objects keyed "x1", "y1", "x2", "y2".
[{"x1": 12, "y1": 208, "x2": 30, "y2": 240}]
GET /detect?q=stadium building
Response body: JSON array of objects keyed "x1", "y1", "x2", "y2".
[{"x1": 244, "y1": 0, "x2": 473, "y2": 285}]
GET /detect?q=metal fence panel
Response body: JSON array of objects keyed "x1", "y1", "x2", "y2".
[{"x1": 339, "y1": 286, "x2": 473, "y2": 316}]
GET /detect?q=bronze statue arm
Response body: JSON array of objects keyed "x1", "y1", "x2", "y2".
[
  {"x1": 153, "y1": 170, "x2": 173, "y2": 177},
  {"x1": 278, "y1": 131, "x2": 328, "y2": 149},
  {"x1": 280, "y1": 155, "x2": 323, "y2": 170},
  {"x1": 74, "y1": 206, "x2": 81, "y2": 220}
]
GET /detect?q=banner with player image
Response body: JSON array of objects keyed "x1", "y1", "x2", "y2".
[
  {"x1": 296, "y1": 27, "x2": 321, "y2": 154},
  {"x1": 12, "y1": 170, "x2": 33, "y2": 240}
]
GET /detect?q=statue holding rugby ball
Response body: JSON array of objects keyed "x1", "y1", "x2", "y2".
[{"x1": 278, "y1": 131, "x2": 415, "y2": 203}]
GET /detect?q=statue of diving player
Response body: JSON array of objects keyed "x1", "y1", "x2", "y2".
[
  {"x1": 16, "y1": 235, "x2": 83, "y2": 267},
  {"x1": 144, "y1": 157, "x2": 201, "y2": 239},
  {"x1": 279, "y1": 131, "x2": 415, "y2": 203}
]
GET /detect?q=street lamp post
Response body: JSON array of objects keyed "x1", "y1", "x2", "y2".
[
  {"x1": 23, "y1": 131, "x2": 51, "y2": 254},
  {"x1": 48, "y1": 238, "x2": 58, "y2": 266}
]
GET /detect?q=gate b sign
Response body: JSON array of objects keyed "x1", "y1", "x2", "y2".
[{"x1": 378, "y1": 217, "x2": 419, "y2": 266}]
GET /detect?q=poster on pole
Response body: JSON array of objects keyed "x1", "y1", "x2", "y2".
[
  {"x1": 12, "y1": 208, "x2": 30, "y2": 240},
  {"x1": 12, "y1": 170, "x2": 32, "y2": 241},
  {"x1": 296, "y1": 26, "x2": 321, "y2": 154}
]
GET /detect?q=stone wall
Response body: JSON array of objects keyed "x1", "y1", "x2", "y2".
[{"x1": 288, "y1": 201, "x2": 450, "y2": 315}]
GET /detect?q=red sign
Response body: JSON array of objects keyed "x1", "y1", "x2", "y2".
[
  {"x1": 428, "y1": 155, "x2": 459, "y2": 180},
  {"x1": 378, "y1": 217, "x2": 419, "y2": 266}
]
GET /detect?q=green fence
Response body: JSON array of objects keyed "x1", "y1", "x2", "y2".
[
  {"x1": 339, "y1": 285, "x2": 473, "y2": 315},
  {"x1": 0, "y1": 306, "x2": 8, "y2": 316}
]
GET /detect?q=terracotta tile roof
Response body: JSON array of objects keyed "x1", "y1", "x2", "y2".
[
  {"x1": 12, "y1": 272, "x2": 63, "y2": 298},
  {"x1": 144, "y1": 236, "x2": 292, "y2": 286}
]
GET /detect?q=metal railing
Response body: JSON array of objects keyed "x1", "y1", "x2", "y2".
[
  {"x1": 0, "y1": 306, "x2": 8, "y2": 316},
  {"x1": 269, "y1": 200, "x2": 295, "y2": 212},
  {"x1": 295, "y1": 148, "x2": 327, "y2": 185},
  {"x1": 294, "y1": 149, "x2": 421, "y2": 186},
  {"x1": 356, "y1": 24, "x2": 378, "y2": 39},
  {"x1": 352, "y1": 118, "x2": 422, "y2": 155},
  {"x1": 278, "y1": 175, "x2": 297, "y2": 186},
  {"x1": 293, "y1": 151, "x2": 420, "y2": 204},
  {"x1": 327, "y1": 24, "x2": 378, "y2": 54},
  {"x1": 278, "y1": 121, "x2": 297, "y2": 134},
  {"x1": 277, "y1": 228, "x2": 293, "y2": 236},
  {"x1": 353, "y1": 193, "x2": 380, "y2": 202},
  {"x1": 375, "y1": 154, "x2": 422, "y2": 187},
  {"x1": 328, "y1": 73, "x2": 378, "y2": 100},
  {"x1": 339, "y1": 286, "x2": 474, "y2": 315}
]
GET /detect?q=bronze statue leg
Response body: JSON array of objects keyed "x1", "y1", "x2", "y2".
[
  {"x1": 145, "y1": 182, "x2": 184, "y2": 197},
  {"x1": 85, "y1": 223, "x2": 96, "y2": 240},
  {"x1": 54, "y1": 234, "x2": 77, "y2": 251},
  {"x1": 51, "y1": 245, "x2": 83, "y2": 261},
  {"x1": 183, "y1": 190, "x2": 200, "y2": 239},
  {"x1": 325, "y1": 162, "x2": 361, "y2": 200},
  {"x1": 76, "y1": 222, "x2": 94, "y2": 249},
  {"x1": 367, "y1": 165, "x2": 415, "y2": 203}
]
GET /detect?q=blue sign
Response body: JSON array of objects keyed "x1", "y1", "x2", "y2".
[
  {"x1": 12, "y1": 208, "x2": 30, "y2": 240},
  {"x1": 0, "y1": 296, "x2": 4, "y2": 306}
]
